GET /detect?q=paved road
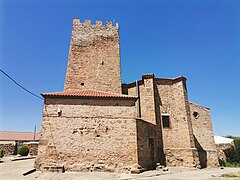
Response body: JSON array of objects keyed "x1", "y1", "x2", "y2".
[{"x1": 0, "y1": 159, "x2": 240, "y2": 180}]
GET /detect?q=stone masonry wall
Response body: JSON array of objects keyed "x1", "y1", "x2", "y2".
[
  {"x1": 35, "y1": 97, "x2": 138, "y2": 173},
  {"x1": 138, "y1": 75, "x2": 157, "y2": 125},
  {"x1": 136, "y1": 118, "x2": 158, "y2": 169},
  {"x1": 216, "y1": 143, "x2": 234, "y2": 161},
  {"x1": 164, "y1": 148, "x2": 199, "y2": 167},
  {"x1": 0, "y1": 143, "x2": 16, "y2": 156},
  {"x1": 24, "y1": 142, "x2": 38, "y2": 156},
  {"x1": 64, "y1": 19, "x2": 122, "y2": 94},
  {"x1": 190, "y1": 102, "x2": 219, "y2": 168},
  {"x1": 124, "y1": 76, "x2": 199, "y2": 168},
  {"x1": 155, "y1": 78, "x2": 194, "y2": 149},
  {"x1": 126, "y1": 75, "x2": 161, "y2": 169},
  {"x1": 155, "y1": 78, "x2": 199, "y2": 167}
]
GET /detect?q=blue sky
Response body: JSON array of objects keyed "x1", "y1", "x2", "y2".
[{"x1": 0, "y1": 0, "x2": 239, "y2": 136}]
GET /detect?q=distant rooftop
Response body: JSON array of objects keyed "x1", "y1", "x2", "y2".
[
  {"x1": 214, "y1": 135, "x2": 234, "y2": 144},
  {"x1": 0, "y1": 131, "x2": 40, "y2": 141}
]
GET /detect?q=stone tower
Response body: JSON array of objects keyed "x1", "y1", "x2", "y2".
[{"x1": 64, "y1": 18, "x2": 122, "y2": 94}]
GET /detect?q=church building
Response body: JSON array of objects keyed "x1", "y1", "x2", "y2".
[{"x1": 35, "y1": 18, "x2": 218, "y2": 173}]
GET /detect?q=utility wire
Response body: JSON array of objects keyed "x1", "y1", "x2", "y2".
[{"x1": 0, "y1": 68, "x2": 44, "y2": 100}]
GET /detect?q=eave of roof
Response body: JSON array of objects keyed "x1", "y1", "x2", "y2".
[{"x1": 41, "y1": 89, "x2": 137, "y2": 99}]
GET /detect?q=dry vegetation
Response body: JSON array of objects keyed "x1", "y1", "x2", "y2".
[{"x1": 221, "y1": 171, "x2": 240, "y2": 178}]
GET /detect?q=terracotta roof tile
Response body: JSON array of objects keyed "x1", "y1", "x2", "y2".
[
  {"x1": 42, "y1": 89, "x2": 137, "y2": 99},
  {"x1": 0, "y1": 131, "x2": 40, "y2": 141}
]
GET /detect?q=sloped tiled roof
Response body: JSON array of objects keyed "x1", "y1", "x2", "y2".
[
  {"x1": 42, "y1": 89, "x2": 137, "y2": 99},
  {"x1": 0, "y1": 131, "x2": 40, "y2": 141}
]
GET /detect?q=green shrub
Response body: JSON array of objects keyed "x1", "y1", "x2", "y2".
[
  {"x1": 224, "y1": 146, "x2": 237, "y2": 163},
  {"x1": 224, "y1": 138, "x2": 240, "y2": 164},
  {"x1": 234, "y1": 138, "x2": 240, "y2": 162},
  {"x1": 222, "y1": 137, "x2": 240, "y2": 167},
  {"x1": 17, "y1": 144, "x2": 29, "y2": 156},
  {"x1": 0, "y1": 149, "x2": 4, "y2": 158}
]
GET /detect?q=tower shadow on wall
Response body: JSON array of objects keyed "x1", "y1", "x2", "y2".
[{"x1": 194, "y1": 135, "x2": 207, "y2": 168}]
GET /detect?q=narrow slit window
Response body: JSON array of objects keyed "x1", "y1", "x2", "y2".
[{"x1": 162, "y1": 115, "x2": 170, "y2": 128}]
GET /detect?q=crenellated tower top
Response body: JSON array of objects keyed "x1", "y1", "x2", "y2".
[
  {"x1": 72, "y1": 18, "x2": 119, "y2": 28},
  {"x1": 64, "y1": 18, "x2": 122, "y2": 94}
]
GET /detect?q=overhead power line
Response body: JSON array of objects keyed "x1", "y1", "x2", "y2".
[{"x1": 0, "y1": 68, "x2": 43, "y2": 100}]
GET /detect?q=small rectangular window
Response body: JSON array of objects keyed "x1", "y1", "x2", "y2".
[{"x1": 162, "y1": 115, "x2": 170, "y2": 128}]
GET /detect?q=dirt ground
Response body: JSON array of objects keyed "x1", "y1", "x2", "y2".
[{"x1": 1, "y1": 159, "x2": 240, "y2": 180}]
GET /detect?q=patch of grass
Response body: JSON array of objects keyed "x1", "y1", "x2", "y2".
[
  {"x1": 221, "y1": 171, "x2": 240, "y2": 178},
  {"x1": 219, "y1": 160, "x2": 240, "y2": 168},
  {"x1": 225, "y1": 162, "x2": 240, "y2": 168}
]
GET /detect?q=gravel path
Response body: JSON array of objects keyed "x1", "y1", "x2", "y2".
[{"x1": 0, "y1": 159, "x2": 240, "y2": 180}]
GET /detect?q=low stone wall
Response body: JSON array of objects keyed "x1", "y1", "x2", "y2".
[
  {"x1": 24, "y1": 142, "x2": 39, "y2": 156},
  {"x1": 216, "y1": 143, "x2": 234, "y2": 161},
  {"x1": 0, "y1": 142, "x2": 39, "y2": 157},
  {"x1": 0, "y1": 143, "x2": 16, "y2": 156}
]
